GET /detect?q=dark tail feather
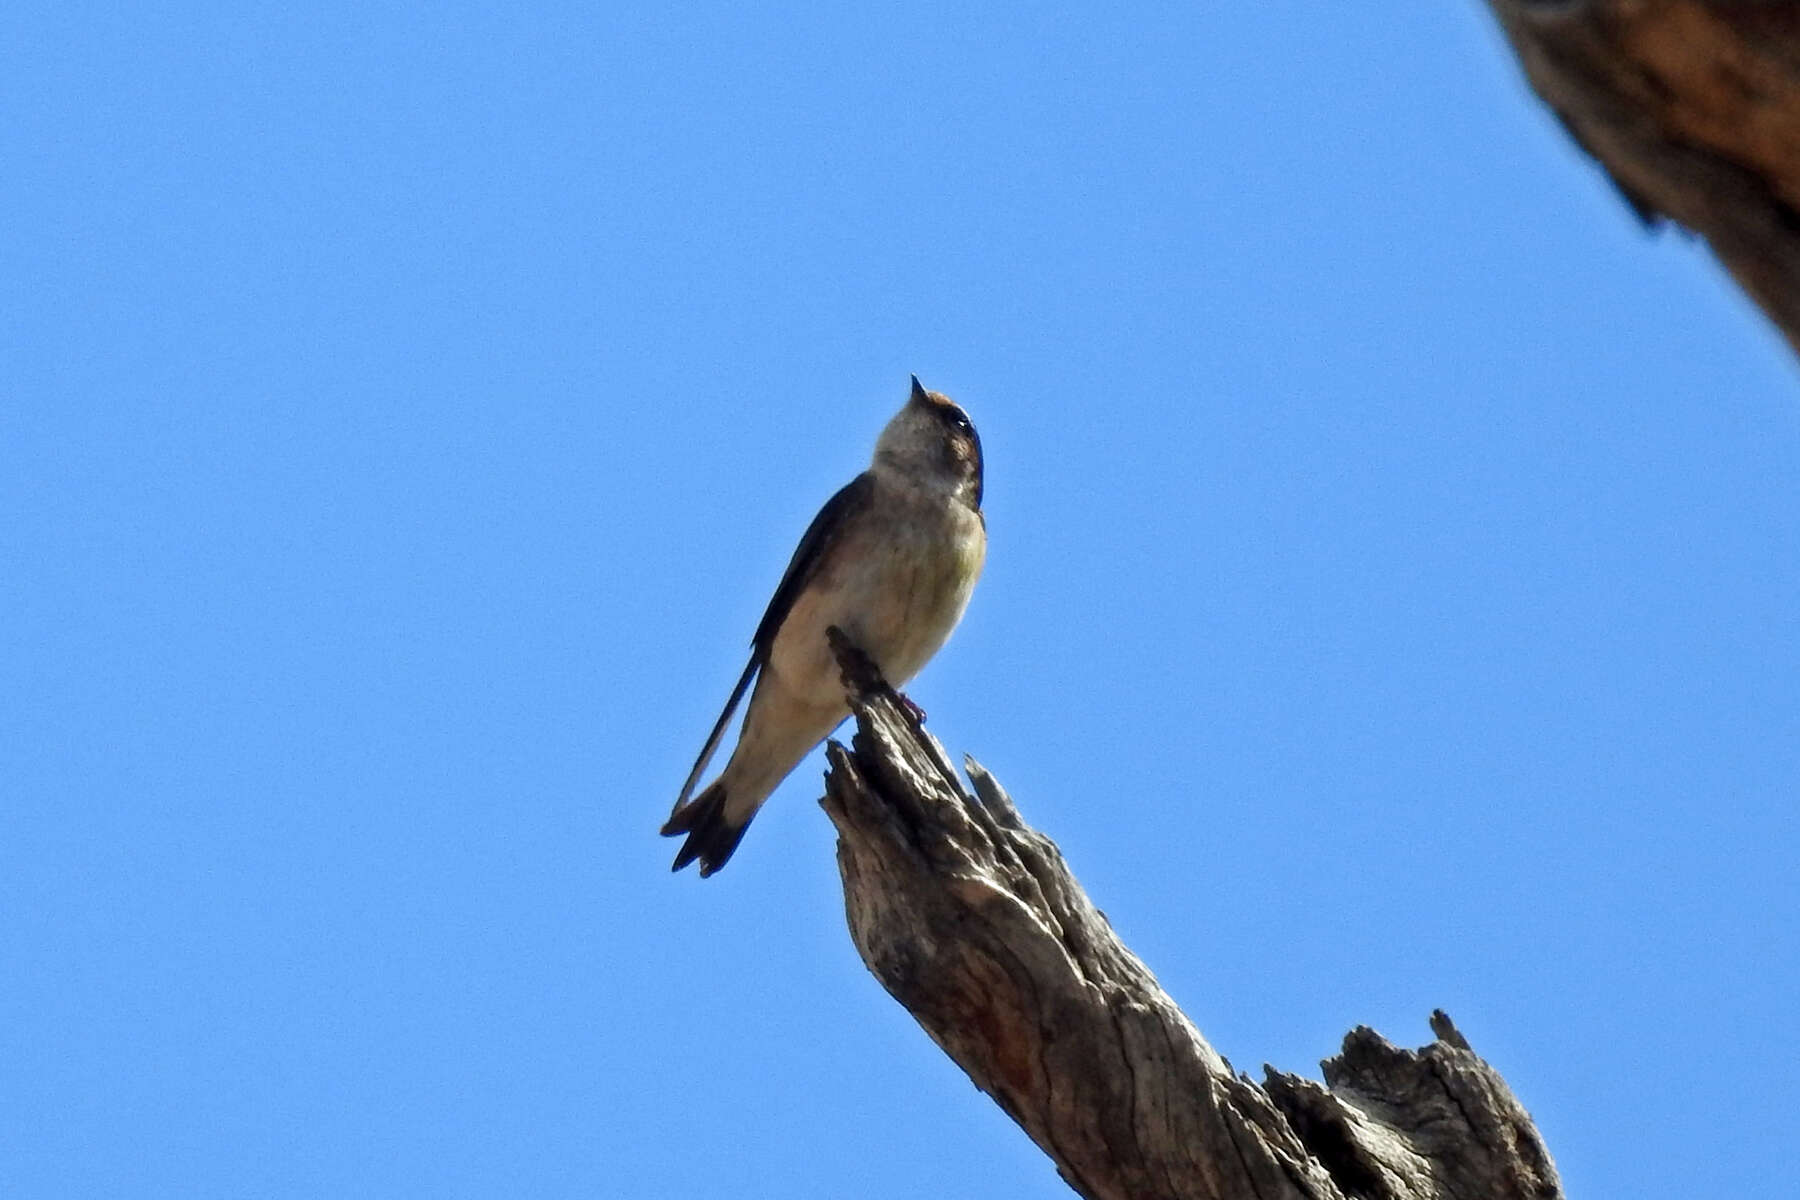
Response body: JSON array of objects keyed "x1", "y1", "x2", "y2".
[{"x1": 660, "y1": 782, "x2": 753, "y2": 877}]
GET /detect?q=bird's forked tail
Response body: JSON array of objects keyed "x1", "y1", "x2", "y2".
[{"x1": 661, "y1": 782, "x2": 753, "y2": 877}]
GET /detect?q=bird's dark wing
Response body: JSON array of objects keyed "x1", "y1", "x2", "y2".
[
  {"x1": 670, "y1": 471, "x2": 875, "y2": 814},
  {"x1": 751, "y1": 471, "x2": 875, "y2": 660},
  {"x1": 671, "y1": 655, "x2": 758, "y2": 814}
]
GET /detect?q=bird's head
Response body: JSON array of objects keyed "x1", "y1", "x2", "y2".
[{"x1": 872, "y1": 375, "x2": 983, "y2": 509}]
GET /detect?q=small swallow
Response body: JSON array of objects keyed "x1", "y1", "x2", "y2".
[{"x1": 662, "y1": 376, "x2": 987, "y2": 876}]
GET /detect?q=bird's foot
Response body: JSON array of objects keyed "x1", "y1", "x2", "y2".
[{"x1": 899, "y1": 694, "x2": 927, "y2": 726}]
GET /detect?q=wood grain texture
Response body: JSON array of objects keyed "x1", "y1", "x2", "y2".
[
  {"x1": 818, "y1": 628, "x2": 1562, "y2": 1200},
  {"x1": 1486, "y1": 1, "x2": 1800, "y2": 357}
]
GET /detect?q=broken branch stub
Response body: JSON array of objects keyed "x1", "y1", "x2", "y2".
[{"x1": 816, "y1": 627, "x2": 1562, "y2": 1200}]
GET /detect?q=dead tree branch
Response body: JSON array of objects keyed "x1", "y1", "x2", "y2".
[
  {"x1": 818, "y1": 627, "x2": 1562, "y2": 1200},
  {"x1": 1484, "y1": 1, "x2": 1800, "y2": 358}
]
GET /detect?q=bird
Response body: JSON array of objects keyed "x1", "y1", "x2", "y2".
[{"x1": 662, "y1": 376, "x2": 987, "y2": 877}]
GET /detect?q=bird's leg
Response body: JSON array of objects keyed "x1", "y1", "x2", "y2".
[{"x1": 827, "y1": 625, "x2": 926, "y2": 724}]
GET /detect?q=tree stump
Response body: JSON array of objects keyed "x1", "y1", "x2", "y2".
[{"x1": 819, "y1": 628, "x2": 1562, "y2": 1200}]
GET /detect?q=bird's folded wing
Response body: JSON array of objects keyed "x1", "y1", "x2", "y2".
[
  {"x1": 750, "y1": 471, "x2": 875, "y2": 660},
  {"x1": 672, "y1": 655, "x2": 757, "y2": 814},
  {"x1": 671, "y1": 471, "x2": 875, "y2": 815}
]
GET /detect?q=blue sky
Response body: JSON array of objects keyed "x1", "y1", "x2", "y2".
[{"x1": 5, "y1": 4, "x2": 1796, "y2": 1198}]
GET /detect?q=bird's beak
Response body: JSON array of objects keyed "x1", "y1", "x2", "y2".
[{"x1": 910, "y1": 375, "x2": 929, "y2": 404}]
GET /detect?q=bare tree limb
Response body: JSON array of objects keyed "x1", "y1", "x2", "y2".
[
  {"x1": 818, "y1": 627, "x2": 1562, "y2": 1200},
  {"x1": 1484, "y1": 1, "x2": 1800, "y2": 358}
]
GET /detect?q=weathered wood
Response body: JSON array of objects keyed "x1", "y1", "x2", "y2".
[
  {"x1": 818, "y1": 628, "x2": 1562, "y2": 1200},
  {"x1": 1484, "y1": 1, "x2": 1800, "y2": 358}
]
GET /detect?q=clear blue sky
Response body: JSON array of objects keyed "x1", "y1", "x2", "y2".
[{"x1": 6, "y1": 5, "x2": 1796, "y2": 1198}]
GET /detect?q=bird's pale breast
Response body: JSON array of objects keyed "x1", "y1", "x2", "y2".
[{"x1": 765, "y1": 487, "x2": 984, "y2": 709}]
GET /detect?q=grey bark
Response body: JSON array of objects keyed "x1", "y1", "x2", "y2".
[
  {"x1": 1484, "y1": 1, "x2": 1800, "y2": 359},
  {"x1": 818, "y1": 629, "x2": 1562, "y2": 1200}
]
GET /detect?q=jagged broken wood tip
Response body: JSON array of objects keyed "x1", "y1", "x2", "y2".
[
  {"x1": 826, "y1": 624, "x2": 889, "y2": 700},
  {"x1": 1430, "y1": 1008, "x2": 1472, "y2": 1051}
]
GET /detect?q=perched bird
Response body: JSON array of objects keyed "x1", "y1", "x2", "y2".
[{"x1": 662, "y1": 376, "x2": 986, "y2": 876}]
